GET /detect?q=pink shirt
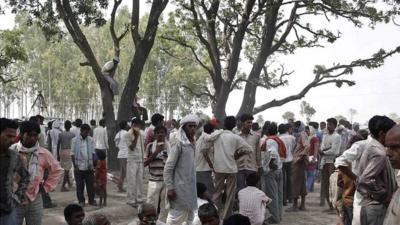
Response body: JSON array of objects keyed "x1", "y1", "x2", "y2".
[
  {"x1": 20, "y1": 148, "x2": 63, "y2": 202},
  {"x1": 238, "y1": 186, "x2": 272, "y2": 225}
]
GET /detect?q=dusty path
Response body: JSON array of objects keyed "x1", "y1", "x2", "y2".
[{"x1": 44, "y1": 179, "x2": 338, "y2": 225}]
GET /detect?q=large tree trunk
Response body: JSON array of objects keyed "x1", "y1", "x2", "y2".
[
  {"x1": 117, "y1": 44, "x2": 152, "y2": 122},
  {"x1": 99, "y1": 83, "x2": 118, "y2": 169},
  {"x1": 212, "y1": 83, "x2": 231, "y2": 122}
]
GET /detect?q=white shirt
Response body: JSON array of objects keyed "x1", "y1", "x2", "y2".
[
  {"x1": 279, "y1": 133, "x2": 296, "y2": 162},
  {"x1": 93, "y1": 126, "x2": 109, "y2": 149},
  {"x1": 262, "y1": 139, "x2": 283, "y2": 173},
  {"x1": 239, "y1": 186, "x2": 271, "y2": 225},
  {"x1": 125, "y1": 131, "x2": 145, "y2": 161},
  {"x1": 334, "y1": 138, "x2": 369, "y2": 176},
  {"x1": 202, "y1": 130, "x2": 252, "y2": 173},
  {"x1": 70, "y1": 126, "x2": 81, "y2": 137},
  {"x1": 195, "y1": 133, "x2": 213, "y2": 171},
  {"x1": 320, "y1": 132, "x2": 341, "y2": 167},
  {"x1": 169, "y1": 128, "x2": 179, "y2": 147},
  {"x1": 115, "y1": 130, "x2": 129, "y2": 159}
]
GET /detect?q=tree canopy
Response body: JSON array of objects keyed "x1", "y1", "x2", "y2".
[
  {"x1": 0, "y1": 29, "x2": 26, "y2": 83},
  {"x1": 164, "y1": 0, "x2": 400, "y2": 120}
]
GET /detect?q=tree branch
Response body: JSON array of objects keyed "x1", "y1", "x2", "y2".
[
  {"x1": 181, "y1": 84, "x2": 216, "y2": 102},
  {"x1": 110, "y1": 0, "x2": 129, "y2": 57},
  {"x1": 161, "y1": 36, "x2": 213, "y2": 75},
  {"x1": 252, "y1": 46, "x2": 400, "y2": 114}
]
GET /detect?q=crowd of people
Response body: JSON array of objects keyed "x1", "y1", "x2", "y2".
[{"x1": 0, "y1": 112, "x2": 400, "y2": 225}]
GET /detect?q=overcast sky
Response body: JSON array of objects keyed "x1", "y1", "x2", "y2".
[{"x1": 1, "y1": 2, "x2": 399, "y2": 124}]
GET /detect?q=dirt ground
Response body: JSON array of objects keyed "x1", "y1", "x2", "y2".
[{"x1": 43, "y1": 177, "x2": 338, "y2": 225}]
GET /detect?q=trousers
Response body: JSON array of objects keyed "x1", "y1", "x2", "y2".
[
  {"x1": 213, "y1": 173, "x2": 236, "y2": 220},
  {"x1": 320, "y1": 163, "x2": 335, "y2": 206},
  {"x1": 236, "y1": 169, "x2": 256, "y2": 192},
  {"x1": 0, "y1": 209, "x2": 16, "y2": 225},
  {"x1": 147, "y1": 181, "x2": 167, "y2": 222},
  {"x1": 196, "y1": 171, "x2": 215, "y2": 197},
  {"x1": 360, "y1": 204, "x2": 386, "y2": 225},
  {"x1": 166, "y1": 208, "x2": 195, "y2": 225},
  {"x1": 74, "y1": 170, "x2": 95, "y2": 204},
  {"x1": 282, "y1": 162, "x2": 292, "y2": 204},
  {"x1": 264, "y1": 169, "x2": 283, "y2": 222},
  {"x1": 16, "y1": 195, "x2": 43, "y2": 225},
  {"x1": 126, "y1": 160, "x2": 143, "y2": 205}
]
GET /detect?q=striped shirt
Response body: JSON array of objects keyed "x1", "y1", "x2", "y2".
[
  {"x1": 146, "y1": 141, "x2": 168, "y2": 182},
  {"x1": 238, "y1": 186, "x2": 271, "y2": 225}
]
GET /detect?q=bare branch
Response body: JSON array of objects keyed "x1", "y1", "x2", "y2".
[
  {"x1": 270, "y1": 2, "x2": 298, "y2": 52},
  {"x1": 0, "y1": 74, "x2": 17, "y2": 83},
  {"x1": 79, "y1": 61, "x2": 91, "y2": 67},
  {"x1": 181, "y1": 84, "x2": 216, "y2": 102},
  {"x1": 161, "y1": 36, "x2": 213, "y2": 75},
  {"x1": 252, "y1": 46, "x2": 400, "y2": 114}
]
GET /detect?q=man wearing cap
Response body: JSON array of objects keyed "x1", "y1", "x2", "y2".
[
  {"x1": 164, "y1": 114, "x2": 199, "y2": 225},
  {"x1": 126, "y1": 118, "x2": 145, "y2": 207}
]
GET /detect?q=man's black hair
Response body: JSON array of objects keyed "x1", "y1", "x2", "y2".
[
  {"x1": 0, "y1": 118, "x2": 19, "y2": 133},
  {"x1": 203, "y1": 123, "x2": 215, "y2": 134},
  {"x1": 278, "y1": 123, "x2": 288, "y2": 134},
  {"x1": 239, "y1": 113, "x2": 254, "y2": 123},
  {"x1": 368, "y1": 115, "x2": 395, "y2": 138},
  {"x1": 99, "y1": 119, "x2": 106, "y2": 127},
  {"x1": 64, "y1": 120, "x2": 72, "y2": 131},
  {"x1": 131, "y1": 117, "x2": 142, "y2": 125},
  {"x1": 196, "y1": 182, "x2": 207, "y2": 198},
  {"x1": 252, "y1": 123, "x2": 260, "y2": 132},
  {"x1": 198, "y1": 203, "x2": 219, "y2": 220},
  {"x1": 119, "y1": 120, "x2": 127, "y2": 130},
  {"x1": 90, "y1": 119, "x2": 96, "y2": 126},
  {"x1": 151, "y1": 113, "x2": 164, "y2": 126},
  {"x1": 36, "y1": 114, "x2": 44, "y2": 122},
  {"x1": 29, "y1": 116, "x2": 39, "y2": 123},
  {"x1": 261, "y1": 121, "x2": 271, "y2": 136},
  {"x1": 223, "y1": 214, "x2": 251, "y2": 225},
  {"x1": 327, "y1": 118, "x2": 338, "y2": 127},
  {"x1": 266, "y1": 122, "x2": 278, "y2": 136},
  {"x1": 64, "y1": 204, "x2": 83, "y2": 221},
  {"x1": 224, "y1": 116, "x2": 236, "y2": 130},
  {"x1": 19, "y1": 121, "x2": 41, "y2": 134},
  {"x1": 154, "y1": 125, "x2": 167, "y2": 134},
  {"x1": 96, "y1": 149, "x2": 107, "y2": 160},
  {"x1": 80, "y1": 124, "x2": 91, "y2": 131},
  {"x1": 246, "y1": 172, "x2": 259, "y2": 187},
  {"x1": 309, "y1": 121, "x2": 319, "y2": 130},
  {"x1": 75, "y1": 119, "x2": 83, "y2": 127}
]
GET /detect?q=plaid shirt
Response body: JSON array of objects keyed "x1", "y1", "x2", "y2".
[{"x1": 0, "y1": 149, "x2": 29, "y2": 216}]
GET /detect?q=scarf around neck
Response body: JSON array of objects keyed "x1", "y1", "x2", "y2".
[{"x1": 15, "y1": 141, "x2": 40, "y2": 181}]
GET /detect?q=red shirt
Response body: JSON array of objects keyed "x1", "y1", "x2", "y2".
[{"x1": 96, "y1": 160, "x2": 107, "y2": 186}]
